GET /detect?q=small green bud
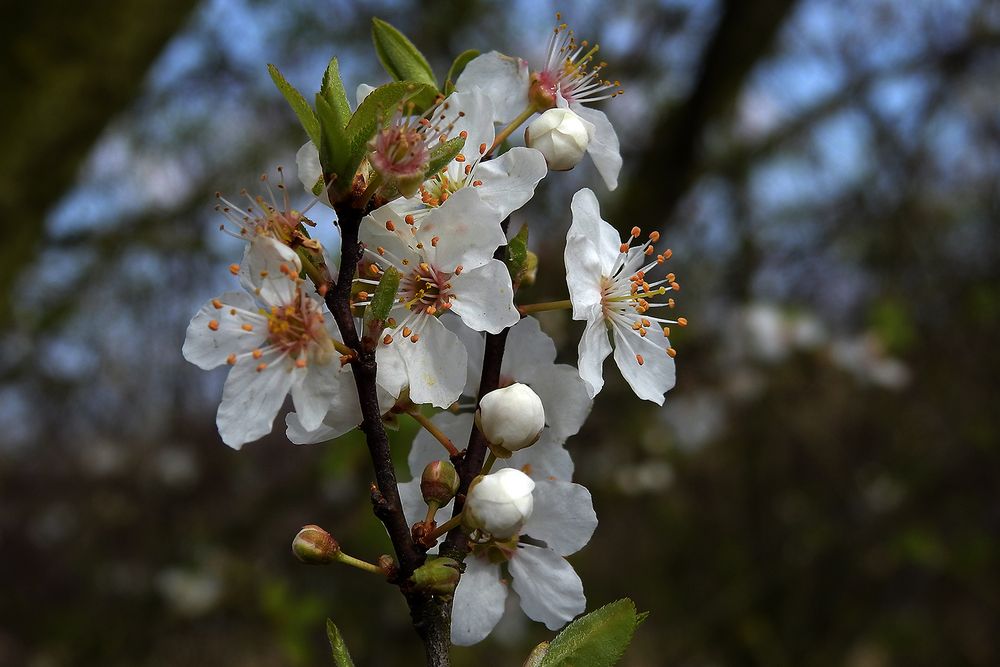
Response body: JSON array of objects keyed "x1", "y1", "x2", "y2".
[
  {"x1": 410, "y1": 556, "x2": 461, "y2": 595},
  {"x1": 292, "y1": 525, "x2": 340, "y2": 565},
  {"x1": 521, "y1": 251, "x2": 538, "y2": 287},
  {"x1": 421, "y1": 460, "x2": 460, "y2": 505}
]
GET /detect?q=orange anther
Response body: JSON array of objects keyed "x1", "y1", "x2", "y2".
[
  {"x1": 619, "y1": 243, "x2": 629, "y2": 253},
  {"x1": 212, "y1": 299, "x2": 223, "y2": 309},
  {"x1": 295, "y1": 357, "x2": 307, "y2": 368},
  {"x1": 426, "y1": 306, "x2": 437, "y2": 314},
  {"x1": 383, "y1": 334, "x2": 394, "y2": 345},
  {"x1": 410, "y1": 334, "x2": 420, "y2": 343},
  {"x1": 677, "y1": 317, "x2": 688, "y2": 327},
  {"x1": 208, "y1": 319, "x2": 220, "y2": 331},
  {"x1": 226, "y1": 353, "x2": 237, "y2": 365},
  {"x1": 479, "y1": 143, "x2": 487, "y2": 154},
  {"x1": 241, "y1": 323, "x2": 254, "y2": 332},
  {"x1": 636, "y1": 354, "x2": 645, "y2": 365},
  {"x1": 630, "y1": 226, "x2": 641, "y2": 237},
  {"x1": 649, "y1": 231, "x2": 660, "y2": 242},
  {"x1": 252, "y1": 349, "x2": 263, "y2": 359},
  {"x1": 459, "y1": 130, "x2": 468, "y2": 139},
  {"x1": 256, "y1": 362, "x2": 268, "y2": 372},
  {"x1": 385, "y1": 220, "x2": 396, "y2": 231},
  {"x1": 431, "y1": 236, "x2": 440, "y2": 247},
  {"x1": 667, "y1": 348, "x2": 677, "y2": 358},
  {"x1": 402, "y1": 327, "x2": 412, "y2": 337},
  {"x1": 229, "y1": 264, "x2": 240, "y2": 275},
  {"x1": 455, "y1": 154, "x2": 466, "y2": 162},
  {"x1": 405, "y1": 214, "x2": 415, "y2": 225}
]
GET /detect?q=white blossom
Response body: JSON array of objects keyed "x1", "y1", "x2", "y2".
[
  {"x1": 477, "y1": 383, "x2": 545, "y2": 453},
  {"x1": 385, "y1": 89, "x2": 547, "y2": 221},
  {"x1": 182, "y1": 237, "x2": 349, "y2": 448},
  {"x1": 565, "y1": 188, "x2": 683, "y2": 404},
  {"x1": 361, "y1": 188, "x2": 519, "y2": 408},
  {"x1": 455, "y1": 19, "x2": 623, "y2": 189},
  {"x1": 525, "y1": 108, "x2": 593, "y2": 171},
  {"x1": 463, "y1": 468, "x2": 535, "y2": 538}
]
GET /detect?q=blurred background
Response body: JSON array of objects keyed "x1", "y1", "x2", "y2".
[{"x1": 2, "y1": 0, "x2": 999, "y2": 664}]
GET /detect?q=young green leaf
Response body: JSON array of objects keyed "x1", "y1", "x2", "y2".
[
  {"x1": 423, "y1": 135, "x2": 466, "y2": 181},
  {"x1": 325, "y1": 619, "x2": 355, "y2": 667},
  {"x1": 371, "y1": 18, "x2": 437, "y2": 88},
  {"x1": 320, "y1": 57, "x2": 352, "y2": 129},
  {"x1": 315, "y1": 94, "x2": 349, "y2": 186},
  {"x1": 267, "y1": 64, "x2": 320, "y2": 145},
  {"x1": 523, "y1": 642, "x2": 551, "y2": 667},
  {"x1": 444, "y1": 49, "x2": 480, "y2": 94},
  {"x1": 365, "y1": 266, "x2": 400, "y2": 323},
  {"x1": 539, "y1": 599, "x2": 646, "y2": 667}
]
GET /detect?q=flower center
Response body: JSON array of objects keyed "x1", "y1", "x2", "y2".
[
  {"x1": 215, "y1": 168, "x2": 317, "y2": 243},
  {"x1": 599, "y1": 226, "x2": 687, "y2": 360},
  {"x1": 264, "y1": 291, "x2": 331, "y2": 362},
  {"x1": 371, "y1": 123, "x2": 430, "y2": 179},
  {"x1": 536, "y1": 14, "x2": 623, "y2": 106},
  {"x1": 400, "y1": 262, "x2": 455, "y2": 315}
]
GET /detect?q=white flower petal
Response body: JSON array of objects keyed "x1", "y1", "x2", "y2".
[
  {"x1": 510, "y1": 545, "x2": 585, "y2": 631},
  {"x1": 399, "y1": 315, "x2": 467, "y2": 408},
  {"x1": 239, "y1": 236, "x2": 302, "y2": 306},
  {"x1": 611, "y1": 321, "x2": 676, "y2": 404},
  {"x1": 499, "y1": 316, "x2": 556, "y2": 381},
  {"x1": 573, "y1": 105, "x2": 622, "y2": 191},
  {"x1": 448, "y1": 260, "x2": 519, "y2": 334},
  {"x1": 521, "y1": 480, "x2": 597, "y2": 556},
  {"x1": 527, "y1": 364, "x2": 592, "y2": 440},
  {"x1": 182, "y1": 291, "x2": 266, "y2": 370},
  {"x1": 499, "y1": 428, "x2": 574, "y2": 481},
  {"x1": 356, "y1": 83, "x2": 376, "y2": 107},
  {"x1": 455, "y1": 51, "x2": 530, "y2": 124},
  {"x1": 360, "y1": 209, "x2": 421, "y2": 266},
  {"x1": 568, "y1": 188, "x2": 621, "y2": 276},
  {"x1": 442, "y1": 314, "x2": 482, "y2": 396},
  {"x1": 216, "y1": 354, "x2": 295, "y2": 449},
  {"x1": 564, "y1": 236, "x2": 606, "y2": 319},
  {"x1": 577, "y1": 306, "x2": 612, "y2": 398},
  {"x1": 288, "y1": 360, "x2": 349, "y2": 433},
  {"x1": 375, "y1": 331, "x2": 408, "y2": 400},
  {"x1": 451, "y1": 556, "x2": 507, "y2": 646},
  {"x1": 441, "y1": 90, "x2": 495, "y2": 182},
  {"x1": 473, "y1": 147, "x2": 547, "y2": 219},
  {"x1": 415, "y1": 188, "x2": 506, "y2": 270},
  {"x1": 295, "y1": 142, "x2": 323, "y2": 196}
]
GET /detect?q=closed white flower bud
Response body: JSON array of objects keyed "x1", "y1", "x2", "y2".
[
  {"x1": 525, "y1": 108, "x2": 593, "y2": 171},
  {"x1": 476, "y1": 382, "x2": 545, "y2": 457},
  {"x1": 463, "y1": 468, "x2": 535, "y2": 538}
]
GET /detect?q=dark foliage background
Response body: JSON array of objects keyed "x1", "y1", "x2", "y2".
[{"x1": 1, "y1": 0, "x2": 998, "y2": 665}]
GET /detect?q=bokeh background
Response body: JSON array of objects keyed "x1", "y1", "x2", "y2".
[{"x1": 3, "y1": 0, "x2": 999, "y2": 664}]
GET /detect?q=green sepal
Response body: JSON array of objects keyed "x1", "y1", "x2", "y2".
[
  {"x1": 267, "y1": 64, "x2": 320, "y2": 145},
  {"x1": 539, "y1": 598, "x2": 646, "y2": 667},
  {"x1": 523, "y1": 642, "x2": 550, "y2": 667},
  {"x1": 320, "y1": 57, "x2": 352, "y2": 129},
  {"x1": 325, "y1": 619, "x2": 356, "y2": 667},
  {"x1": 423, "y1": 136, "x2": 466, "y2": 181},
  {"x1": 444, "y1": 49, "x2": 479, "y2": 94},
  {"x1": 505, "y1": 224, "x2": 529, "y2": 286},
  {"x1": 409, "y1": 556, "x2": 461, "y2": 595},
  {"x1": 341, "y1": 81, "x2": 437, "y2": 189},
  {"x1": 371, "y1": 18, "x2": 437, "y2": 88}
]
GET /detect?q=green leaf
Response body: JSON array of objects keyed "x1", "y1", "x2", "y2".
[
  {"x1": 371, "y1": 18, "x2": 437, "y2": 88},
  {"x1": 268, "y1": 64, "x2": 320, "y2": 145},
  {"x1": 423, "y1": 136, "x2": 466, "y2": 181},
  {"x1": 341, "y1": 81, "x2": 437, "y2": 184},
  {"x1": 505, "y1": 224, "x2": 529, "y2": 286},
  {"x1": 320, "y1": 57, "x2": 352, "y2": 129},
  {"x1": 540, "y1": 599, "x2": 646, "y2": 667},
  {"x1": 316, "y1": 94, "x2": 349, "y2": 187},
  {"x1": 444, "y1": 49, "x2": 479, "y2": 94},
  {"x1": 325, "y1": 619, "x2": 355, "y2": 667},
  {"x1": 364, "y1": 266, "x2": 400, "y2": 325}
]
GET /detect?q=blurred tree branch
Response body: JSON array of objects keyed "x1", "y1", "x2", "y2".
[{"x1": 0, "y1": 0, "x2": 199, "y2": 325}]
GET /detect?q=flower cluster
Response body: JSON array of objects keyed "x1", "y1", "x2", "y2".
[{"x1": 183, "y1": 13, "x2": 683, "y2": 654}]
